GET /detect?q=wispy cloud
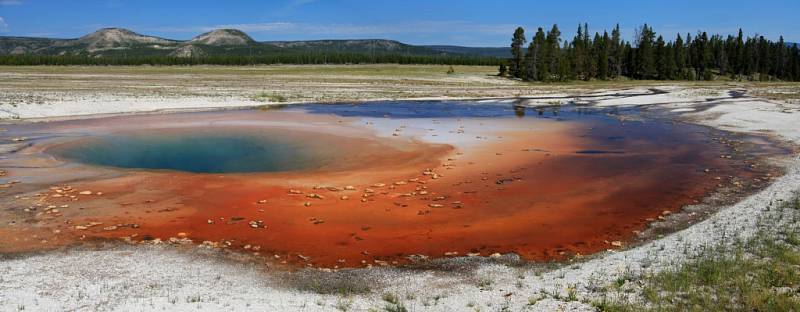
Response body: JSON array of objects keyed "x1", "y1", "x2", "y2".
[
  {"x1": 0, "y1": 0, "x2": 22, "y2": 5},
  {"x1": 0, "y1": 17, "x2": 8, "y2": 32}
]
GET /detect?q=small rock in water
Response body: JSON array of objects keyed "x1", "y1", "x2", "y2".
[
  {"x1": 78, "y1": 191, "x2": 92, "y2": 195},
  {"x1": 306, "y1": 193, "x2": 325, "y2": 200}
]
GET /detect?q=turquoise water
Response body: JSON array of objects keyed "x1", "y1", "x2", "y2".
[{"x1": 55, "y1": 130, "x2": 329, "y2": 173}]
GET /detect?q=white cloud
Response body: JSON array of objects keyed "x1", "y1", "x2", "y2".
[{"x1": 0, "y1": 17, "x2": 9, "y2": 32}]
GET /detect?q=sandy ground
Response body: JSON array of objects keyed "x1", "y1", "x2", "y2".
[{"x1": 1, "y1": 66, "x2": 799, "y2": 311}]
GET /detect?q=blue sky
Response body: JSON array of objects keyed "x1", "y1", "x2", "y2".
[{"x1": 1, "y1": 0, "x2": 798, "y2": 46}]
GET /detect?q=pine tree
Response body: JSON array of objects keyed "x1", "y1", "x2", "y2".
[
  {"x1": 526, "y1": 28, "x2": 547, "y2": 81},
  {"x1": 655, "y1": 35, "x2": 667, "y2": 79},
  {"x1": 498, "y1": 63, "x2": 508, "y2": 76},
  {"x1": 557, "y1": 41, "x2": 572, "y2": 81},
  {"x1": 665, "y1": 42, "x2": 678, "y2": 79},
  {"x1": 572, "y1": 24, "x2": 586, "y2": 80},
  {"x1": 610, "y1": 24, "x2": 622, "y2": 78},
  {"x1": 597, "y1": 32, "x2": 609, "y2": 80},
  {"x1": 546, "y1": 24, "x2": 562, "y2": 80},
  {"x1": 635, "y1": 24, "x2": 657, "y2": 79},
  {"x1": 510, "y1": 27, "x2": 527, "y2": 78},
  {"x1": 674, "y1": 34, "x2": 686, "y2": 78}
]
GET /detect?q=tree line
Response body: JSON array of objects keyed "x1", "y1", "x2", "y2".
[
  {"x1": 503, "y1": 24, "x2": 800, "y2": 82},
  {"x1": 0, "y1": 52, "x2": 502, "y2": 66}
]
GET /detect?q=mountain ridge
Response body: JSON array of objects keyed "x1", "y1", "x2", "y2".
[{"x1": 0, "y1": 28, "x2": 506, "y2": 58}]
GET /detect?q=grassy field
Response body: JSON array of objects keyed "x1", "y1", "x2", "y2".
[{"x1": 2, "y1": 65, "x2": 800, "y2": 108}]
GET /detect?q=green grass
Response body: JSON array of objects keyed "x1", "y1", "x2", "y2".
[
  {"x1": 381, "y1": 293, "x2": 408, "y2": 312},
  {"x1": 597, "y1": 197, "x2": 800, "y2": 312},
  {"x1": 252, "y1": 92, "x2": 287, "y2": 103}
]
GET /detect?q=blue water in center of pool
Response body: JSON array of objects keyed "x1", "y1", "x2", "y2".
[{"x1": 55, "y1": 131, "x2": 328, "y2": 173}]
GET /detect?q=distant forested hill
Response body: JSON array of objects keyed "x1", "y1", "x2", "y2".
[
  {"x1": 0, "y1": 28, "x2": 504, "y2": 66},
  {"x1": 424, "y1": 45, "x2": 511, "y2": 58}
]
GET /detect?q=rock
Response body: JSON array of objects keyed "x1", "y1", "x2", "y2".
[
  {"x1": 298, "y1": 254, "x2": 311, "y2": 261},
  {"x1": 611, "y1": 241, "x2": 623, "y2": 247},
  {"x1": 177, "y1": 232, "x2": 188, "y2": 238},
  {"x1": 257, "y1": 200, "x2": 268, "y2": 204},
  {"x1": 406, "y1": 254, "x2": 429, "y2": 262},
  {"x1": 344, "y1": 185, "x2": 356, "y2": 191},
  {"x1": 428, "y1": 203, "x2": 444, "y2": 208},
  {"x1": 103, "y1": 226, "x2": 118, "y2": 231},
  {"x1": 78, "y1": 191, "x2": 92, "y2": 195},
  {"x1": 489, "y1": 253, "x2": 502, "y2": 258},
  {"x1": 306, "y1": 193, "x2": 325, "y2": 199},
  {"x1": 248, "y1": 220, "x2": 265, "y2": 229},
  {"x1": 371, "y1": 183, "x2": 386, "y2": 188},
  {"x1": 340, "y1": 195, "x2": 349, "y2": 200},
  {"x1": 303, "y1": 201, "x2": 312, "y2": 207},
  {"x1": 444, "y1": 251, "x2": 458, "y2": 256},
  {"x1": 288, "y1": 189, "x2": 302, "y2": 195},
  {"x1": 74, "y1": 225, "x2": 88, "y2": 230}
]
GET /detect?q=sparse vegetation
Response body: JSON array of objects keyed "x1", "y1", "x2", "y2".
[
  {"x1": 381, "y1": 293, "x2": 408, "y2": 312},
  {"x1": 596, "y1": 196, "x2": 800, "y2": 311},
  {"x1": 252, "y1": 92, "x2": 287, "y2": 103},
  {"x1": 288, "y1": 270, "x2": 371, "y2": 295}
]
